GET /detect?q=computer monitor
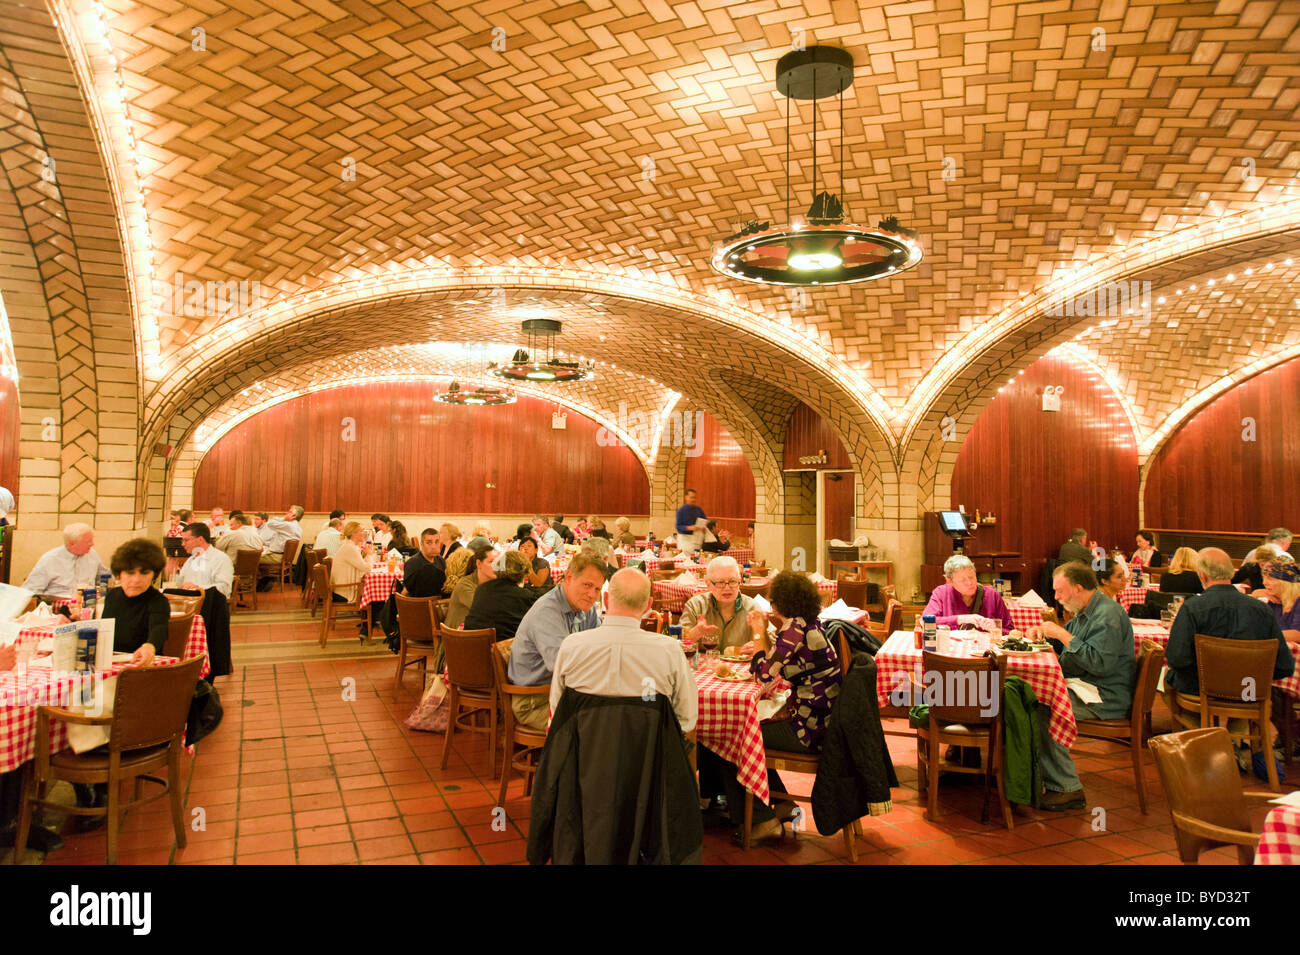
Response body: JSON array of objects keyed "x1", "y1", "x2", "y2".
[{"x1": 938, "y1": 510, "x2": 970, "y2": 536}]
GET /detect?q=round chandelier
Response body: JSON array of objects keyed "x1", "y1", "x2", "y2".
[
  {"x1": 435, "y1": 380, "x2": 516, "y2": 406},
  {"x1": 712, "y1": 46, "x2": 923, "y2": 287},
  {"x1": 489, "y1": 319, "x2": 593, "y2": 383}
]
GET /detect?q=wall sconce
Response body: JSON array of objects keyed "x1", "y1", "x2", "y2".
[{"x1": 1040, "y1": 385, "x2": 1063, "y2": 412}]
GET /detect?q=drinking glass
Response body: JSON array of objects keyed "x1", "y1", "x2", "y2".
[{"x1": 1160, "y1": 608, "x2": 1174, "y2": 628}]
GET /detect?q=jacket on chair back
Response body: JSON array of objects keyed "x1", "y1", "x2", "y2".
[{"x1": 527, "y1": 689, "x2": 703, "y2": 865}]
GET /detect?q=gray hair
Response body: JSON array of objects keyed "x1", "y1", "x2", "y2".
[
  {"x1": 1195, "y1": 547, "x2": 1235, "y2": 582},
  {"x1": 584, "y1": 536, "x2": 611, "y2": 559},
  {"x1": 608, "y1": 568, "x2": 651, "y2": 612},
  {"x1": 706, "y1": 555, "x2": 741, "y2": 581},
  {"x1": 1071, "y1": 528, "x2": 1087, "y2": 542},
  {"x1": 943, "y1": 554, "x2": 975, "y2": 577},
  {"x1": 62, "y1": 523, "x2": 93, "y2": 546},
  {"x1": 1267, "y1": 527, "x2": 1293, "y2": 544}
]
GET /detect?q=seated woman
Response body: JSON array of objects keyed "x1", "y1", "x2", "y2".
[
  {"x1": 920, "y1": 554, "x2": 1015, "y2": 632},
  {"x1": 1160, "y1": 547, "x2": 1204, "y2": 594},
  {"x1": 387, "y1": 521, "x2": 418, "y2": 558},
  {"x1": 103, "y1": 538, "x2": 171, "y2": 668},
  {"x1": 1130, "y1": 530, "x2": 1163, "y2": 568},
  {"x1": 1233, "y1": 544, "x2": 1278, "y2": 594},
  {"x1": 465, "y1": 551, "x2": 545, "y2": 642},
  {"x1": 467, "y1": 521, "x2": 496, "y2": 551},
  {"x1": 441, "y1": 547, "x2": 473, "y2": 598},
  {"x1": 445, "y1": 546, "x2": 496, "y2": 629},
  {"x1": 517, "y1": 536, "x2": 552, "y2": 588},
  {"x1": 614, "y1": 516, "x2": 637, "y2": 551},
  {"x1": 331, "y1": 521, "x2": 372, "y2": 603},
  {"x1": 701, "y1": 520, "x2": 730, "y2": 553},
  {"x1": 588, "y1": 519, "x2": 612, "y2": 540},
  {"x1": 1263, "y1": 559, "x2": 1300, "y2": 642},
  {"x1": 698, "y1": 571, "x2": 843, "y2": 846},
  {"x1": 1094, "y1": 555, "x2": 1130, "y2": 602}
]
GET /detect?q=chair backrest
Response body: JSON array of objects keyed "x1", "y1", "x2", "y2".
[
  {"x1": 881, "y1": 599, "x2": 903, "y2": 633},
  {"x1": 281, "y1": 538, "x2": 299, "y2": 565},
  {"x1": 321, "y1": 556, "x2": 333, "y2": 574},
  {"x1": 1194, "y1": 634, "x2": 1278, "y2": 702},
  {"x1": 164, "y1": 611, "x2": 195, "y2": 659},
  {"x1": 165, "y1": 593, "x2": 202, "y2": 616},
  {"x1": 111, "y1": 656, "x2": 205, "y2": 752},
  {"x1": 740, "y1": 581, "x2": 770, "y2": 599},
  {"x1": 394, "y1": 593, "x2": 438, "y2": 643},
  {"x1": 1148, "y1": 727, "x2": 1251, "y2": 857},
  {"x1": 491, "y1": 638, "x2": 514, "y2": 689},
  {"x1": 303, "y1": 548, "x2": 321, "y2": 572},
  {"x1": 640, "y1": 609, "x2": 664, "y2": 633},
  {"x1": 837, "y1": 577, "x2": 868, "y2": 610},
  {"x1": 828, "y1": 560, "x2": 865, "y2": 581},
  {"x1": 1133, "y1": 640, "x2": 1164, "y2": 721},
  {"x1": 311, "y1": 563, "x2": 330, "y2": 599},
  {"x1": 650, "y1": 568, "x2": 680, "y2": 582},
  {"x1": 440, "y1": 624, "x2": 497, "y2": 692},
  {"x1": 233, "y1": 548, "x2": 262, "y2": 577},
  {"x1": 837, "y1": 632, "x2": 852, "y2": 675},
  {"x1": 919, "y1": 651, "x2": 1004, "y2": 725}
]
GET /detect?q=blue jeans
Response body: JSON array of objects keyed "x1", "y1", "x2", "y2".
[{"x1": 1038, "y1": 694, "x2": 1103, "y2": 793}]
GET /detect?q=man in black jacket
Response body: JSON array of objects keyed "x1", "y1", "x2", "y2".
[
  {"x1": 403, "y1": 528, "x2": 446, "y2": 597},
  {"x1": 553, "y1": 514, "x2": 574, "y2": 545}
]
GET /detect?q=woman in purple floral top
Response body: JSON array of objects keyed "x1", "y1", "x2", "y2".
[{"x1": 697, "y1": 571, "x2": 842, "y2": 847}]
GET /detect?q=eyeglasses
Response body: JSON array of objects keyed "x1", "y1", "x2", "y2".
[{"x1": 708, "y1": 579, "x2": 740, "y2": 588}]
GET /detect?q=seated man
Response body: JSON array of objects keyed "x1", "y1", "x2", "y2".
[
  {"x1": 580, "y1": 536, "x2": 617, "y2": 581},
  {"x1": 403, "y1": 527, "x2": 446, "y2": 597},
  {"x1": 680, "y1": 556, "x2": 772, "y2": 651},
  {"x1": 215, "y1": 511, "x2": 263, "y2": 559},
  {"x1": 258, "y1": 505, "x2": 304, "y2": 574},
  {"x1": 22, "y1": 523, "x2": 110, "y2": 595},
  {"x1": 207, "y1": 507, "x2": 229, "y2": 538},
  {"x1": 1163, "y1": 547, "x2": 1293, "y2": 726},
  {"x1": 321, "y1": 509, "x2": 346, "y2": 536},
  {"x1": 550, "y1": 568, "x2": 696, "y2": 733},
  {"x1": 537, "y1": 516, "x2": 563, "y2": 557},
  {"x1": 701, "y1": 520, "x2": 730, "y2": 553},
  {"x1": 177, "y1": 522, "x2": 234, "y2": 599},
  {"x1": 1027, "y1": 561, "x2": 1135, "y2": 810},
  {"x1": 314, "y1": 517, "x2": 345, "y2": 558},
  {"x1": 1267, "y1": 527, "x2": 1294, "y2": 559},
  {"x1": 1058, "y1": 528, "x2": 1093, "y2": 564},
  {"x1": 508, "y1": 554, "x2": 605, "y2": 730}
]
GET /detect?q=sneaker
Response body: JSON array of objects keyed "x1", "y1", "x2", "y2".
[
  {"x1": 1252, "y1": 751, "x2": 1286, "y2": 783},
  {"x1": 1040, "y1": 789, "x2": 1086, "y2": 811}
]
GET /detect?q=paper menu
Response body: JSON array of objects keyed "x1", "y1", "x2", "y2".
[
  {"x1": 51, "y1": 618, "x2": 115, "y2": 672},
  {"x1": 819, "y1": 598, "x2": 861, "y2": 621},
  {"x1": 0, "y1": 583, "x2": 34, "y2": 622}
]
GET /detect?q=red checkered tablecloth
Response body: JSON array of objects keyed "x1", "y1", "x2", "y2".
[
  {"x1": 17, "y1": 615, "x2": 210, "y2": 680},
  {"x1": 694, "y1": 664, "x2": 772, "y2": 804},
  {"x1": 1131, "y1": 621, "x2": 1170, "y2": 653},
  {"x1": 873, "y1": 631, "x2": 1078, "y2": 748},
  {"x1": 1118, "y1": 583, "x2": 1161, "y2": 611},
  {"x1": 719, "y1": 548, "x2": 755, "y2": 564},
  {"x1": 653, "y1": 577, "x2": 837, "y2": 613},
  {"x1": 1256, "y1": 805, "x2": 1300, "y2": 864},
  {"x1": 360, "y1": 566, "x2": 402, "y2": 606},
  {"x1": 1006, "y1": 598, "x2": 1050, "y2": 632},
  {"x1": 1276, "y1": 643, "x2": 1300, "y2": 701}
]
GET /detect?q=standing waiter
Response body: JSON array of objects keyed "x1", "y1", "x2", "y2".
[{"x1": 675, "y1": 489, "x2": 708, "y2": 553}]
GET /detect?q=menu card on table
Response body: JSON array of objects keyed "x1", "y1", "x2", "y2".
[{"x1": 50, "y1": 618, "x2": 115, "y2": 673}]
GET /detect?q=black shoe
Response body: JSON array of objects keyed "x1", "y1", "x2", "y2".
[
  {"x1": 75, "y1": 814, "x2": 107, "y2": 833},
  {"x1": 0, "y1": 824, "x2": 65, "y2": 853}
]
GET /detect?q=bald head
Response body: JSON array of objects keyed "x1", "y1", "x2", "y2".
[
  {"x1": 1195, "y1": 547, "x2": 1234, "y2": 584},
  {"x1": 605, "y1": 568, "x2": 652, "y2": 617}
]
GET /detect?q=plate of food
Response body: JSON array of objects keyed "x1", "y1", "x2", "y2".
[
  {"x1": 722, "y1": 648, "x2": 751, "y2": 662},
  {"x1": 711, "y1": 662, "x2": 751, "y2": 682},
  {"x1": 998, "y1": 636, "x2": 1052, "y2": 653}
]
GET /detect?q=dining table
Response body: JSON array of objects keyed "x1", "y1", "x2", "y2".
[
  {"x1": 360, "y1": 563, "x2": 403, "y2": 606},
  {"x1": 654, "y1": 576, "x2": 838, "y2": 614},
  {"x1": 693, "y1": 658, "x2": 784, "y2": 805},
  {"x1": 1255, "y1": 805, "x2": 1300, "y2": 864},
  {"x1": 1117, "y1": 583, "x2": 1162, "y2": 611}
]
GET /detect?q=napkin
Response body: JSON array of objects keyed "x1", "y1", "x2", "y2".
[
  {"x1": 0, "y1": 582, "x2": 34, "y2": 621},
  {"x1": 751, "y1": 593, "x2": 772, "y2": 613},
  {"x1": 672, "y1": 571, "x2": 698, "y2": 585},
  {"x1": 15, "y1": 603, "x2": 58, "y2": 627},
  {"x1": 819, "y1": 598, "x2": 860, "y2": 620},
  {"x1": 640, "y1": 549, "x2": 656, "y2": 559},
  {"x1": 807, "y1": 572, "x2": 827, "y2": 584},
  {"x1": 1017, "y1": 589, "x2": 1047, "y2": 607},
  {"x1": 756, "y1": 688, "x2": 790, "y2": 722},
  {"x1": 1065, "y1": 678, "x2": 1103, "y2": 705},
  {"x1": 1269, "y1": 790, "x2": 1300, "y2": 808}
]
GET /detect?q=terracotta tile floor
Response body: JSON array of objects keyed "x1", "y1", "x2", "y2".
[{"x1": 28, "y1": 592, "x2": 1293, "y2": 865}]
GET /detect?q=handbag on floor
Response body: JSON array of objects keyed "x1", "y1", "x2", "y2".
[{"x1": 405, "y1": 673, "x2": 449, "y2": 733}]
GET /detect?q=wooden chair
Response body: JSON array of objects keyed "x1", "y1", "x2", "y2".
[
  {"x1": 650, "y1": 568, "x2": 684, "y2": 583},
  {"x1": 300, "y1": 547, "x2": 322, "y2": 607},
  {"x1": 1173, "y1": 635, "x2": 1282, "y2": 792},
  {"x1": 640, "y1": 609, "x2": 664, "y2": 633},
  {"x1": 1148, "y1": 726, "x2": 1276, "y2": 864},
  {"x1": 914, "y1": 651, "x2": 1014, "y2": 829},
  {"x1": 863, "y1": 599, "x2": 903, "y2": 642},
  {"x1": 740, "y1": 581, "x2": 770, "y2": 599},
  {"x1": 275, "y1": 539, "x2": 300, "y2": 593},
  {"x1": 828, "y1": 559, "x2": 867, "y2": 582},
  {"x1": 837, "y1": 577, "x2": 868, "y2": 610},
  {"x1": 163, "y1": 610, "x2": 197, "y2": 660},
  {"x1": 439, "y1": 625, "x2": 499, "y2": 774},
  {"x1": 164, "y1": 593, "x2": 202, "y2": 616},
  {"x1": 314, "y1": 563, "x2": 365, "y2": 648},
  {"x1": 1075, "y1": 640, "x2": 1164, "y2": 813},
  {"x1": 742, "y1": 633, "x2": 861, "y2": 860},
  {"x1": 230, "y1": 548, "x2": 262, "y2": 612},
  {"x1": 13, "y1": 657, "x2": 204, "y2": 865},
  {"x1": 490, "y1": 638, "x2": 548, "y2": 807},
  {"x1": 393, "y1": 593, "x2": 441, "y2": 702}
]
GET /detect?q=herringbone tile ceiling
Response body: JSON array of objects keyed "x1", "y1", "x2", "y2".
[{"x1": 79, "y1": 0, "x2": 1300, "y2": 441}]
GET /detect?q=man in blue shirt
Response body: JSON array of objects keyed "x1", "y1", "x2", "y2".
[
  {"x1": 675, "y1": 489, "x2": 707, "y2": 552},
  {"x1": 1029, "y1": 561, "x2": 1136, "y2": 810},
  {"x1": 508, "y1": 553, "x2": 606, "y2": 729}
]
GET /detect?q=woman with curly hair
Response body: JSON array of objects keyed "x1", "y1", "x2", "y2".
[
  {"x1": 698, "y1": 570, "x2": 842, "y2": 847},
  {"x1": 441, "y1": 545, "x2": 474, "y2": 597}
]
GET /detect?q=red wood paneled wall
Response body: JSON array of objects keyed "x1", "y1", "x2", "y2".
[
  {"x1": 823, "y1": 472, "x2": 854, "y2": 541},
  {"x1": 783, "y1": 401, "x2": 852, "y2": 469},
  {"x1": 192, "y1": 383, "x2": 649, "y2": 515},
  {"x1": 951, "y1": 355, "x2": 1139, "y2": 579},
  {"x1": 1144, "y1": 356, "x2": 1300, "y2": 533},
  {"x1": 683, "y1": 411, "x2": 756, "y2": 527},
  {"x1": 0, "y1": 375, "x2": 18, "y2": 500}
]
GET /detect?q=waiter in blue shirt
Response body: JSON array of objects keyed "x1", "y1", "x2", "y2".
[{"x1": 675, "y1": 488, "x2": 708, "y2": 553}]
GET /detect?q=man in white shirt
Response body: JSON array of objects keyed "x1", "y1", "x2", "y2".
[
  {"x1": 177, "y1": 523, "x2": 234, "y2": 598},
  {"x1": 1267, "y1": 527, "x2": 1293, "y2": 559},
  {"x1": 0, "y1": 485, "x2": 14, "y2": 525},
  {"x1": 321, "y1": 510, "x2": 345, "y2": 537},
  {"x1": 207, "y1": 507, "x2": 229, "y2": 538},
  {"x1": 550, "y1": 568, "x2": 697, "y2": 733},
  {"x1": 314, "y1": 518, "x2": 345, "y2": 558},
  {"x1": 538, "y1": 516, "x2": 564, "y2": 557},
  {"x1": 252, "y1": 512, "x2": 271, "y2": 544},
  {"x1": 214, "y1": 512, "x2": 264, "y2": 559},
  {"x1": 22, "y1": 523, "x2": 110, "y2": 595},
  {"x1": 258, "y1": 506, "x2": 304, "y2": 569}
]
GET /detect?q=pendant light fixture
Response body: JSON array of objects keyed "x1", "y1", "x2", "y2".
[
  {"x1": 712, "y1": 46, "x2": 923, "y2": 287},
  {"x1": 436, "y1": 342, "x2": 517, "y2": 405},
  {"x1": 490, "y1": 319, "x2": 593, "y2": 383}
]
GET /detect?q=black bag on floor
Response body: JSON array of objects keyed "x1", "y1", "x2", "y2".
[{"x1": 187, "y1": 679, "x2": 224, "y2": 745}]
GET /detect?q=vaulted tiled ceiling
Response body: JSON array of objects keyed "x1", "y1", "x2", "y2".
[{"x1": 46, "y1": 0, "x2": 1300, "y2": 464}]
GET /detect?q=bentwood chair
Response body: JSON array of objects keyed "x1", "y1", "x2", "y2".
[
  {"x1": 740, "y1": 581, "x2": 771, "y2": 599},
  {"x1": 1174, "y1": 635, "x2": 1282, "y2": 792},
  {"x1": 863, "y1": 599, "x2": 903, "y2": 643},
  {"x1": 741, "y1": 633, "x2": 863, "y2": 860},
  {"x1": 914, "y1": 651, "x2": 1014, "y2": 829},
  {"x1": 300, "y1": 547, "x2": 322, "y2": 607},
  {"x1": 314, "y1": 564, "x2": 365, "y2": 648},
  {"x1": 439, "y1": 625, "x2": 499, "y2": 774},
  {"x1": 163, "y1": 610, "x2": 197, "y2": 661},
  {"x1": 836, "y1": 577, "x2": 868, "y2": 610},
  {"x1": 1075, "y1": 640, "x2": 1164, "y2": 813},
  {"x1": 14, "y1": 657, "x2": 204, "y2": 865},
  {"x1": 640, "y1": 609, "x2": 665, "y2": 633},
  {"x1": 230, "y1": 548, "x2": 262, "y2": 612},
  {"x1": 164, "y1": 593, "x2": 203, "y2": 617},
  {"x1": 393, "y1": 593, "x2": 441, "y2": 702},
  {"x1": 1148, "y1": 727, "x2": 1276, "y2": 864},
  {"x1": 490, "y1": 638, "x2": 548, "y2": 807},
  {"x1": 275, "y1": 539, "x2": 300, "y2": 593}
]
